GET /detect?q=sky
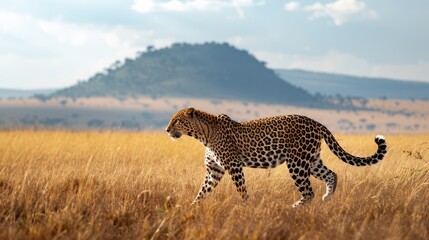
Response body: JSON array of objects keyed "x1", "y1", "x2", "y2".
[{"x1": 1, "y1": 0, "x2": 428, "y2": 89}]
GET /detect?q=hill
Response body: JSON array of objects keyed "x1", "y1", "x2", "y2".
[
  {"x1": 52, "y1": 43, "x2": 316, "y2": 105},
  {"x1": 276, "y1": 69, "x2": 429, "y2": 99}
]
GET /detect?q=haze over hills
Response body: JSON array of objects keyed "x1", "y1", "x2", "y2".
[
  {"x1": 52, "y1": 43, "x2": 316, "y2": 106},
  {"x1": 276, "y1": 69, "x2": 429, "y2": 100},
  {"x1": 0, "y1": 89, "x2": 56, "y2": 99}
]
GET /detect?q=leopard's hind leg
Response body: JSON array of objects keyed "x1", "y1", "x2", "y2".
[
  {"x1": 311, "y1": 153, "x2": 337, "y2": 201},
  {"x1": 287, "y1": 157, "x2": 314, "y2": 208}
]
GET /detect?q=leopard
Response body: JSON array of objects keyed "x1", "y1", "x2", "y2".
[{"x1": 166, "y1": 107, "x2": 387, "y2": 207}]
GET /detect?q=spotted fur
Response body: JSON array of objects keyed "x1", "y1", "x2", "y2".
[{"x1": 166, "y1": 108, "x2": 387, "y2": 207}]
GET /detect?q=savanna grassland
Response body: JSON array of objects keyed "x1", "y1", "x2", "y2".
[
  {"x1": 0, "y1": 131, "x2": 428, "y2": 239},
  {"x1": 1, "y1": 97, "x2": 428, "y2": 133}
]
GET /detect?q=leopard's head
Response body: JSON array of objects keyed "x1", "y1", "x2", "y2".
[{"x1": 165, "y1": 107, "x2": 197, "y2": 140}]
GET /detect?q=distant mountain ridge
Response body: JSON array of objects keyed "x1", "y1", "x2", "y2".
[
  {"x1": 52, "y1": 43, "x2": 316, "y2": 105},
  {"x1": 276, "y1": 69, "x2": 429, "y2": 99}
]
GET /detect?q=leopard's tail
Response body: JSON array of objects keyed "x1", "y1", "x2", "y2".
[{"x1": 321, "y1": 126, "x2": 387, "y2": 166}]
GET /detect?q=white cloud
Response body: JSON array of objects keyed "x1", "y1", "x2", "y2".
[
  {"x1": 132, "y1": 0, "x2": 264, "y2": 18},
  {"x1": 153, "y1": 38, "x2": 175, "y2": 48},
  {"x1": 159, "y1": 0, "x2": 189, "y2": 11},
  {"x1": 38, "y1": 19, "x2": 89, "y2": 46},
  {"x1": 284, "y1": 0, "x2": 378, "y2": 26},
  {"x1": 0, "y1": 10, "x2": 159, "y2": 89},
  {"x1": 131, "y1": 0, "x2": 156, "y2": 12},
  {"x1": 105, "y1": 33, "x2": 120, "y2": 48},
  {"x1": 228, "y1": 36, "x2": 244, "y2": 45},
  {"x1": 254, "y1": 50, "x2": 429, "y2": 82},
  {"x1": 284, "y1": 1, "x2": 300, "y2": 11},
  {"x1": 0, "y1": 10, "x2": 32, "y2": 31}
]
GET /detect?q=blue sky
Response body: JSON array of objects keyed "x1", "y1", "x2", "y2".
[{"x1": 1, "y1": 0, "x2": 428, "y2": 89}]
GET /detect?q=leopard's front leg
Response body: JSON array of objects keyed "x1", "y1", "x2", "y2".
[
  {"x1": 227, "y1": 163, "x2": 248, "y2": 201},
  {"x1": 218, "y1": 153, "x2": 248, "y2": 201},
  {"x1": 192, "y1": 151, "x2": 225, "y2": 204}
]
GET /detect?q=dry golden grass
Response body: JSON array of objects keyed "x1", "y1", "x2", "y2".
[{"x1": 0, "y1": 131, "x2": 428, "y2": 239}]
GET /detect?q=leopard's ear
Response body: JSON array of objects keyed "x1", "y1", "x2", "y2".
[{"x1": 185, "y1": 107, "x2": 195, "y2": 117}]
